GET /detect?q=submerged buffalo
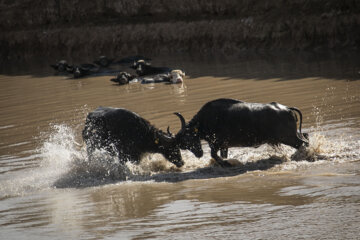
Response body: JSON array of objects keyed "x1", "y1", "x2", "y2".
[
  {"x1": 110, "y1": 72, "x2": 136, "y2": 85},
  {"x1": 111, "y1": 70, "x2": 186, "y2": 85},
  {"x1": 51, "y1": 61, "x2": 101, "y2": 78},
  {"x1": 131, "y1": 60, "x2": 172, "y2": 76},
  {"x1": 174, "y1": 98, "x2": 309, "y2": 167},
  {"x1": 168, "y1": 70, "x2": 186, "y2": 84},
  {"x1": 50, "y1": 60, "x2": 72, "y2": 72},
  {"x1": 71, "y1": 63, "x2": 122, "y2": 78},
  {"x1": 72, "y1": 63, "x2": 100, "y2": 78},
  {"x1": 93, "y1": 56, "x2": 115, "y2": 67},
  {"x1": 82, "y1": 107, "x2": 184, "y2": 167}
]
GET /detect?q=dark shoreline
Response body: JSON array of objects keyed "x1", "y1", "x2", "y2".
[{"x1": 1, "y1": 0, "x2": 359, "y2": 63}]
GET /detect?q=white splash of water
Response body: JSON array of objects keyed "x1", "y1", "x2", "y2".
[
  {"x1": 40, "y1": 124, "x2": 202, "y2": 187},
  {"x1": 0, "y1": 124, "x2": 82, "y2": 197},
  {"x1": 276, "y1": 103, "x2": 360, "y2": 171},
  {"x1": 40, "y1": 124, "x2": 83, "y2": 168}
]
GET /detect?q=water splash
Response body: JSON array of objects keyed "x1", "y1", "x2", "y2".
[
  {"x1": 276, "y1": 103, "x2": 360, "y2": 171},
  {"x1": 45, "y1": 125, "x2": 186, "y2": 188},
  {"x1": 39, "y1": 120, "x2": 360, "y2": 187},
  {"x1": 0, "y1": 124, "x2": 81, "y2": 198}
]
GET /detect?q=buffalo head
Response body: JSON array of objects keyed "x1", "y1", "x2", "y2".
[
  {"x1": 169, "y1": 70, "x2": 185, "y2": 84},
  {"x1": 156, "y1": 133, "x2": 184, "y2": 167},
  {"x1": 73, "y1": 66, "x2": 84, "y2": 78},
  {"x1": 110, "y1": 72, "x2": 135, "y2": 85},
  {"x1": 174, "y1": 112, "x2": 203, "y2": 158},
  {"x1": 50, "y1": 60, "x2": 69, "y2": 72},
  {"x1": 131, "y1": 60, "x2": 151, "y2": 75}
]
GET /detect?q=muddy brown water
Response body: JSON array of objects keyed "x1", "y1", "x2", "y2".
[{"x1": 0, "y1": 53, "x2": 360, "y2": 239}]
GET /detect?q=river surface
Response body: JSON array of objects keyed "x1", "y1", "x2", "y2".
[{"x1": 0, "y1": 52, "x2": 360, "y2": 239}]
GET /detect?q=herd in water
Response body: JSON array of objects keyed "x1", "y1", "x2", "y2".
[{"x1": 50, "y1": 55, "x2": 186, "y2": 85}]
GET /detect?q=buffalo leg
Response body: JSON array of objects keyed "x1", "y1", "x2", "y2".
[{"x1": 210, "y1": 145, "x2": 232, "y2": 167}]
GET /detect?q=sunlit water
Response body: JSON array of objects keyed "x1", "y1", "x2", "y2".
[{"x1": 0, "y1": 52, "x2": 360, "y2": 239}]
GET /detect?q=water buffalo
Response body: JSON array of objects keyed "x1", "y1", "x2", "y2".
[
  {"x1": 50, "y1": 60, "x2": 72, "y2": 72},
  {"x1": 132, "y1": 60, "x2": 171, "y2": 76},
  {"x1": 73, "y1": 63, "x2": 100, "y2": 78},
  {"x1": 140, "y1": 70, "x2": 186, "y2": 84},
  {"x1": 110, "y1": 70, "x2": 185, "y2": 85},
  {"x1": 73, "y1": 63, "x2": 122, "y2": 78},
  {"x1": 169, "y1": 70, "x2": 185, "y2": 84},
  {"x1": 82, "y1": 107, "x2": 184, "y2": 167},
  {"x1": 94, "y1": 56, "x2": 115, "y2": 67},
  {"x1": 174, "y1": 98, "x2": 309, "y2": 167},
  {"x1": 110, "y1": 72, "x2": 136, "y2": 85}
]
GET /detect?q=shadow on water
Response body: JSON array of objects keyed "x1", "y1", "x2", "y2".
[
  {"x1": 149, "y1": 156, "x2": 286, "y2": 183},
  {"x1": 53, "y1": 155, "x2": 286, "y2": 189},
  {"x1": 1, "y1": 51, "x2": 360, "y2": 81}
]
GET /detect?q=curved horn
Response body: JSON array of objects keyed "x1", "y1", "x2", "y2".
[
  {"x1": 174, "y1": 112, "x2": 186, "y2": 130},
  {"x1": 167, "y1": 126, "x2": 172, "y2": 136}
]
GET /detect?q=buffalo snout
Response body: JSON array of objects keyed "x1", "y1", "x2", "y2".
[
  {"x1": 166, "y1": 149, "x2": 184, "y2": 168},
  {"x1": 193, "y1": 148, "x2": 204, "y2": 158},
  {"x1": 173, "y1": 158, "x2": 184, "y2": 168}
]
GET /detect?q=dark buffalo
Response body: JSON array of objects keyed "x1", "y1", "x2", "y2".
[
  {"x1": 72, "y1": 63, "x2": 122, "y2": 78},
  {"x1": 94, "y1": 56, "x2": 115, "y2": 67},
  {"x1": 110, "y1": 72, "x2": 136, "y2": 85},
  {"x1": 131, "y1": 60, "x2": 171, "y2": 76},
  {"x1": 141, "y1": 70, "x2": 186, "y2": 84},
  {"x1": 50, "y1": 60, "x2": 72, "y2": 72},
  {"x1": 82, "y1": 107, "x2": 184, "y2": 167},
  {"x1": 110, "y1": 70, "x2": 185, "y2": 85},
  {"x1": 174, "y1": 98, "x2": 309, "y2": 167},
  {"x1": 73, "y1": 63, "x2": 100, "y2": 78},
  {"x1": 50, "y1": 62, "x2": 99, "y2": 77}
]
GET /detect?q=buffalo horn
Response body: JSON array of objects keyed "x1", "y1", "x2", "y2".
[
  {"x1": 174, "y1": 112, "x2": 186, "y2": 130},
  {"x1": 167, "y1": 126, "x2": 172, "y2": 136}
]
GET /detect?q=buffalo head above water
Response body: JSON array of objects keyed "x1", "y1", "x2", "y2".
[{"x1": 174, "y1": 112, "x2": 203, "y2": 158}]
